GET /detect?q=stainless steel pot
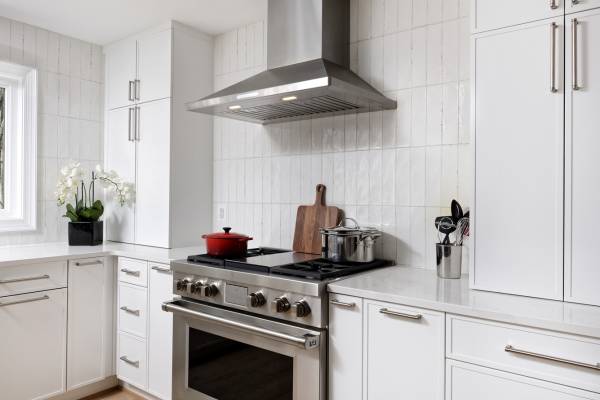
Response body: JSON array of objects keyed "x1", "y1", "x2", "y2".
[{"x1": 320, "y1": 218, "x2": 382, "y2": 263}]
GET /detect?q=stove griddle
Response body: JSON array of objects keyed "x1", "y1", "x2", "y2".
[{"x1": 271, "y1": 259, "x2": 390, "y2": 280}]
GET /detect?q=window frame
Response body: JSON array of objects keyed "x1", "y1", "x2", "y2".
[{"x1": 0, "y1": 61, "x2": 37, "y2": 232}]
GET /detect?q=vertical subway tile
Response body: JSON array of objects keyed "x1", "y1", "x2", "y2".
[
  {"x1": 345, "y1": 114, "x2": 357, "y2": 151},
  {"x1": 372, "y1": 0, "x2": 385, "y2": 38},
  {"x1": 398, "y1": 0, "x2": 412, "y2": 31},
  {"x1": 357, "y1": 112, "x2": 370, "y2": 150},
  {"x1": 382, "y1": 96, "x2": 397, "y2": 148},
  {"x1": 409, "y1": 206, "x2": 426, "y2": 267},
  {"x1": 369, "y1": 149, "x2": 382, "y2": 205},
  {"x1": 443, "y1": 0, "x2": 460, "y2": 21},
  {"x1": 427, "y1": 0, "x2": 443, "y2": 24},
  {"x1": 69, "y1": 39, "x2": 81, "y2": 78},
  {"x1": 395, "y1": 148, "x2": 410, "y2": 206},
  {"x1": 350, "y1": 0, "x2": 359, "y2": 43},
  {"x1": 382, "y1": 149, "x2": 395, "y2": 205},
  {"x1": 442, "y1": 19, "x2": 459, "y2": 82},
  {"x1": 358, "y1": 39, "x2": 371, "y2": 83},
  {"x1": 397, "y1": 30, "x2": 412, "y2": 89},
  {"x1": 409, "y1": 147, "x2": 426, "y2": 205},
  {"x1": 443, "y1": 82, "x2": 459, "y2": 144},
  {"x1": 333, "y1": 152, "x2": 345, "y2": 204},
  {"x1": 58, "y1": 35, "x2": 70, "y2": 75},
  {"x1": 441, "y1": 145, "x2": 459, "y2": 206},
  {"x1": 412, "y1": 0, "x2": 428, "y2": 27},
  {"x1": 383, "y1": 33, "x2": 398, "y2": 91},
  {"x1": 457, "y1": 143, "x2": 472, "y2": 206},
  {"x1": 10, "y1": 21, "x2": 24, "y2": 64},
  {"x1": 333, "y1": 115, "x2": 345, "y2": 152},
  {"x1": 358, "y1": 0, "x2": 372, "y2": 40},
  {"x1": 426, "y1": 84, "x2": 443, "y2": 145},
  {"x1": 411, "y1": 87, "x2": 427, "y2": 146},
  {"x1": 396, "y1": 89, "x2": 412, "y2": 146},
  {"x1": 396, "y1": 206, "x2": 411, "y2": 264},
  {"x1": 411, "y1": 27, "x2": 427, "y2": 87},
  {"x1": 357, "y1": 151, "x2": 370, "y2": 205},
  {"x1": 459, "y1": 17, "x2": 470, "y2": 81},
  {"x1": 384, "y1": 0, "x2": 399, "y2": 34},
  {"x1": 458, "y1": 80, "x2": 470, "y2": 143},
  {"x1": 425, "y1": 146, "x2": 442, "y2": 206},
  {"x1": 370, "y1": 110, "x2": 383, "y2": 149},
  {"x1": 426, "y1": 24, "x2": 443, "y2": 85},
  {"x1": 0, "y1": 17, "x2": 11, "y2": 60},
  {"x1": 344, "y1": 152, "x2": 358, "y2": 205},
  {"x1": 23, "y1": 24, "x2": 36, "y2": 67}
]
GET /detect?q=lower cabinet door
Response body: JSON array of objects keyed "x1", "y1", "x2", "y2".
[
  {"x1": 0, "y1": 289, "x2": 67, "y2": 400},
  {"x1": 148, "y1": 263, "x2": 173, "y2": 400},
  {"x1": 365, "y1": 300, "x2": 445, "y2": 400},
  {"x1": 446, "y1": 360, "x2": 600, "y2": 400}
]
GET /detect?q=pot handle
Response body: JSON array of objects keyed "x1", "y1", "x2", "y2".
[
  {"x1": 338, "y1": 217, "x2": 360, "y2": 229},
  {"x1": 238, "y1": 237, "x2": 254, "y2": 242}
]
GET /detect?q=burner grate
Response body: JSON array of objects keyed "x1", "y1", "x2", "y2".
[{"x1": 271, "y1": 259, "x2": 390, "y2": 280}]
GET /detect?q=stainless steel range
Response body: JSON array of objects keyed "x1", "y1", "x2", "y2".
[{"x1": 162, "y1": 248, "x2": 387, "y2": 400}]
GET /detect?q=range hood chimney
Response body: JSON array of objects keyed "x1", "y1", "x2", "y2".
[{"x1": 187, "y1": 0, "x2": 397, "y2": 125}]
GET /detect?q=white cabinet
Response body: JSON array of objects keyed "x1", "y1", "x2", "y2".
[
  {"x1": 446, "y1": 360, "x2": 600, "y2": 400},
  {"x1": 472, "y1": 18, "x2": 565, "y2": 300},
  {"x1": 117, "y1": 331, "x2": 148, "y2": 390},
  {"x1": 364, "y1": 300, "x2": 445, "y2": 400},
  {"x1": 328, "y1": 295, "x2": 363, "y2": 400},
  {"x1": 105, "y1": 106, "x2": 136, "y2": 244},
  {"x1": 67, "y1": 258, "x2": 114, "y2": 391},
  {"x1": 565, "y1": 9, "x2": 600, "y2": 307},
  {"x1": 567, "y1": 0, "x2": 600, "y2": 13},
  {"x1": 105, "y1": 37, "x2": 137, "y2": 110},
  {"x1": 104, "y1": 21, "x2": 213, "y2": 248},
  {"x1": 0, "y1": 289, "x2": 67, "y2": 400},
  {"x1": 148, "y1": 264, "x2": 173, "y2": 400},
  {"x1": 472, "y1": 0, "x2": 564, "y2": 33}
]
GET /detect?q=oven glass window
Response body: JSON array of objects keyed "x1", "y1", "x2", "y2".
[{"x1": 188, "y1": 328, "x2": 293, "y2": 400}]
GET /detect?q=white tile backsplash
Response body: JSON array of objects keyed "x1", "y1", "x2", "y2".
[
  {"x1": 0, "y1": 17, "x2": 104, "y2": 245},
  {"x1": 213, "y1": 1, "x2": 471, "y2": 269}
]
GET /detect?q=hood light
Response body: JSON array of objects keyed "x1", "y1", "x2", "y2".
[
  {"x1": 228, "y1": 105, "x2": 242, "y2": 110},
  {"x1": 282, "y1": 96, "x2": 298, "y2": 102}
]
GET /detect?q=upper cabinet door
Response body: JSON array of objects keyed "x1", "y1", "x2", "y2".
[
  {"x1": 105, "y1": 107, "x2": 136, "y2": 244},
  {"x1": 472, "y1": 0, "x2": 564, "y2": 33},
  {"x1": 137, "y1": 29, "x2": 172, "y2": 104},
  {"x1": 565, "y1": 10, "x2": 600, "y2": 307},
  {"x1": 472, "y1": 19, "x2": 564, "y2": 300},
  {"x1": 135, "y1": 99, "x2": 171, "y2": 248},
  {"x1": 567, "y1": 0, "x2": 600, "y2": 13},
  {"x1": 105, "y1": 38, "x2": 137, "y2": 110}
]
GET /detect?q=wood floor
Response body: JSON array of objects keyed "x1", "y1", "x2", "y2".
[{"x1": 82, "y1": 387, "x2": 146, "y2": 400}]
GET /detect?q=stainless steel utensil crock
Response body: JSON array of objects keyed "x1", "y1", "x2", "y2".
[
  {"x1": 436, "y1": 243, "x2": 462, "y2": 279},
  {"x1": 320, "y1": 218, "x2": 382, "y2": 263}
]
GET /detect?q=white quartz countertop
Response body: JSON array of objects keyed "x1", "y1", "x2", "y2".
[
  {"x1": 328, "y1": 266, "x2": 600, "y2": 338},
  {"x1": 0, "y1": 241, "x2": 205, "y2": 266}
]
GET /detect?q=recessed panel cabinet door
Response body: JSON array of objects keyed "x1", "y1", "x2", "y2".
[
  {"x1": 105, "y1": 38, "x2": 137, "y2": 110},
  {"x1": 472, "y1": 0, "x2": 564, "y2": 33},
  {"x1": 137, "y1": 29, "x2": 172, "y2": 104},
  {"x1": 565, "y1": 10, "x2": 600, "y2": 307},
  {"x1": 106, "y1": 107, "x2": 136, "y2": 244},
  {"x1": 0, "y1": 289, "x2": 67, "y2": 400},
  {"x1": 365, "y1": 301, "x2": 444, "y2": 400},
  {"x1": 135, "y1": 99, "x2": 171, "y2": 248},
  {"x1": 472, "y1": 19, "x2": 564, "y2": 300}
]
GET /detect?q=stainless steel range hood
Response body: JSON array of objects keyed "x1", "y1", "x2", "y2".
[{"x1": 187, "y1": 0, "x2": 397, "y2": 125}]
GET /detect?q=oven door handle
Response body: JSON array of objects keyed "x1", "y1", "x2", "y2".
[{"x1": 162, "y1": 301, "x2": 320, "y2": 350}]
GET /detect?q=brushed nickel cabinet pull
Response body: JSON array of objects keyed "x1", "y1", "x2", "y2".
[
  {"x1": 550, "y1": 0, "x2": 559, "y2": 9},
  {"x1": 134, "y1": 79, "x2": 140, "y2": 100},
  {"x1": 572, "y1": 18, "x2": 581, "y2": 91},
  {"x1": 0, "y1": 294, "x2": 50, "y2": 307},
  {"x1": 572, "y1": 0, "x2": 580, "y2": 4},
  {"x1": 120, "y1": 268, "x2": 141, "y2": 277},
  {"x1": 330, "y1": 299, "x2": 356, "y2": 308},
  {"x1": 505, "y1": 345, "x2": 600, "y2": 371},
  {"x1": 550, "y1": 22, "x2": 559, "y2": 93},
  {"x1": 128, "y1": 107, "x2": 135, "y2": 141},
  {"x1": 379, "y1": 308, "x2": 422, "y2": 320},
  {"x1": 120, "y1": 356, "x2": 140, "y2": 368},
  {"x1": 0, "y1": 274, "x2": 50, "y2": 284},
  {"x1": 75, "y1": 260, "x2": 102, "y2": 267},
  {"x1": 120, "y1": 306, "x2": 140, "y2": 316},
  {"x1": 151, "y1": 266, "x2": 171, "y2": 274},
  {"x1": 128, "y1": 80, "x2": 135, "y2": 101},
  {"x1": 135, "y1": 106, "x2": 140, "y2": 141}
]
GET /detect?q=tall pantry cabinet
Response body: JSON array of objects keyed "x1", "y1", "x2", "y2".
[
  {"x1": 472, "y1": 2, "x2": 600, "y2": 306},
  {"x1": 104, "y1": 21, "x2": 213, "y2": 248}
]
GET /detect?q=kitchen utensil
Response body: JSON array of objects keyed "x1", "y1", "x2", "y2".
[
  {"x1": 320, "y1": 218, "x2": 382, "y2": 263},
  {"x1": 202, "y1": 227, "x2": 253, "y2": 258},
  {"x1": 451, "y1": 199, "x2": 464, "y2": 223},
  {"x1": 436, "y1": 243, "x2": 462, "y2": 279},
  {"x1": 455, "y1": 217, "x2": 470, "y2": 246},
  {"x1": 435, "y1": 216, "x2": 456, "y2": 245},
  {"x1": 293, "y1": 184, "x2": 342, "y2": 255}
]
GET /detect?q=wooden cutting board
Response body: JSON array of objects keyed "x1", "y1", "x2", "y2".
[{"x1": 293, "y1": 184, "x2": 342, "y2": 255}]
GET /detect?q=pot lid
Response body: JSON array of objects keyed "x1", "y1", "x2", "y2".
[
  {"x1": 203, "y1": 227, "x2": 252, "y2": 240},
  {"x1": 320, "y1": 218, "x2": 381, "y2": 236}
]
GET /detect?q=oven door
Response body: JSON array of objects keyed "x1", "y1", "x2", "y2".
[{"x1": 162, "y1": 299, "x2": 326, "y2": 400}]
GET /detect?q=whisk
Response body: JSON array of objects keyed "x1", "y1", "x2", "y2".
[{"x1": 455, "y1": 217, "x2": 470, "y2": 246}]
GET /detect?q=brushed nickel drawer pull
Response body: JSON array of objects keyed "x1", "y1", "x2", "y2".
[
  {"x1": 75, "y1": 260, "x2": 102, "y2": 267},
  {"x1": 550, "y1": 22, "x2": 559, "y2": 93},
  {"x1": 120, "y1": 356, "x2": 139, "y2": 368},
  {"x1": 134, "y1": 79, "x2": 140, "y2": 101},
  {"x1": 128, "y1": 80, "x2": 135, "y2": 101},
  {"x1": 330, "y1": 299, "x2": 356, "y2": 308},
  {"x1": 151, "y1": 265, "x2": 171, "y2": 274},
  {"x1": 572, "y1": 0, "x2": 580, "y2": 4},
  {"x1": 120, "y1": 306, "x2": 140, "y2": 316},
  {"x1": 505, "y1": 345, "x2": 600, "y2": 371},
  {"x1": 572, "y1": 18, "x2": 581, "y2": 91},
  {"x1": 0, "y1": 274, "x2": 50, "y2": 284},
  {"x1": 120, "y1": 268, "x2": 141, "y2": 277},
  {"x1": 0, "y1": 294, "x2": 50, "y2": 307},
  {"x1": 550, "y1": 0, "x2": 559, "y2": 9},
  {"x1": 379, "y1": 308, "x2": 422, "y2": 320}
]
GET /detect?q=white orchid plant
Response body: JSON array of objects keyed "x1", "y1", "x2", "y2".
[{"x1": 56, "y1": 162, "x2": 134, "y2": 222}]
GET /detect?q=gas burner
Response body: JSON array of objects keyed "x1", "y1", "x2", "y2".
[
  {"x1": 187, "y1": 247, "x2": 290, "y2": 267},
  {"x1": 271, "y1": 258, "x2": 390, "y2": 280}
]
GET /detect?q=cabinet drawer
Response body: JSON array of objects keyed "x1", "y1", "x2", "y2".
[
  {"x1": 0, "y1": 261, "x2": 67, "y2": 297},
  {"x1": 118, "y1": 258, "x2": 148, "y2": 287},
  {"x1": 447, "y1": 360, "x2": 600, "y2": 400},
  {"x1": 117, "y1": 332, "x2": 148, "y2": 390},
  {"x1": 118, "y1": 282, "x2": 147, "y2": 338},
  {"x1": 447, "y1": 315, "x2": 600, "y2": 393}
]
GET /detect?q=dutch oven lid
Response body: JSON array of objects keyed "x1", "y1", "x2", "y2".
[
  {"x1": 202, "y1": 227, "x2": 252, "y2": 240},
  {"x1": 320, "y1": 218, "x2": 381, "y2": 236}
]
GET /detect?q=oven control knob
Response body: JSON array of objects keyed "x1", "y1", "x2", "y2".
[
  {"x1": 292, "y1": 300, "x2": 311, "y2": 318},
  {"x1": 249, "y1": 292, "x2": 266, "y2": 308},
  {"x1": 191, "y1": 281, "x2": 205, "y2": 294},
  {"x1": 203, "y1": 283, "x2": 219, "y2": 297},
  {"x1": 176, "y1": 278, "x2": 191, "y2": 292},
  {"x1": 272, "y1": 297, "x2": 291, "y2": 313}
]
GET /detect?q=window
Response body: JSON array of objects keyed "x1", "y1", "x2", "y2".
[{"x1": 0, "y1": 61, "x2": 37, "y2": 232}]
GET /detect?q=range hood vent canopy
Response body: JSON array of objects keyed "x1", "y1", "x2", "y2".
[{"x1": 187, "y1": 0, "x2": 397, "y2": 124}]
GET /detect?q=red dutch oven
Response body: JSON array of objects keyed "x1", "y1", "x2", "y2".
[{"x1": 202, "y1": 227, "x2": 253, "y2": 258}]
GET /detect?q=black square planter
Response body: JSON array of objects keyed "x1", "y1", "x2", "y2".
[{"x1": 68, "y1": 221, "x2": 103, "y2": 246}]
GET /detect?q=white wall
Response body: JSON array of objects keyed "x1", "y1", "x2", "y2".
[
  {"x1": 0, "y1": 17, "x2": 104, "y2": 245},
  {"x1": 214, "y1": 0, "x2": 471, "y2": 270}
]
